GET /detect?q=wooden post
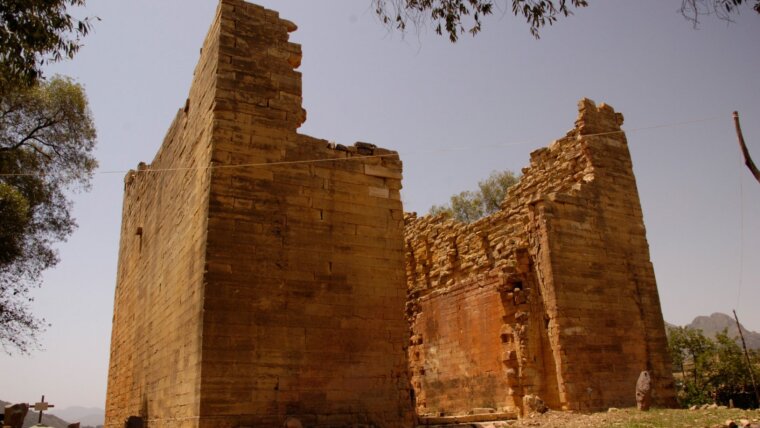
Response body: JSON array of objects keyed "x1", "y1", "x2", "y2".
[
  {"x1": 38, "y1": 395, "x2": 43, "y2": 424},
  {"x1": 732, "y1": 310, "x2": 760, "y2": 406},
  {"x1": 32, "y1": 395, "x2": 54, "y2": 424},
  {"x1": 733, "y1": 111, "x2": 760, "y2": 184}
]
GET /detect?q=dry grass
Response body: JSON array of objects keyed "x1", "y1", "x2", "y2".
[{"x1": 507, "y1": 407, "x2": 760, "y2": 428}]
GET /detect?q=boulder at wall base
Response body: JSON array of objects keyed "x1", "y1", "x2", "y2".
[{"x1": 522, "y1": 394, "x2": 548, "y2": 414}]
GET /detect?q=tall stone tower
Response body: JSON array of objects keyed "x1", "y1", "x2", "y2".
[{"x1": 105, "y1": 1, "x2": 413, "y2": 427}]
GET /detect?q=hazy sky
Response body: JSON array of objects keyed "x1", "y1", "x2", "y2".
[{"x1": 1, "y1": 0, "x2": 758, "y2": 411}]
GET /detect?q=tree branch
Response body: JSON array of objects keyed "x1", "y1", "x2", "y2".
[
  {"x1": 733, "y1": 111, "x2": 760, "y2": 184},
  {"x1": 28, "y1": 142, "x2": 54, "y2": 160},
  {"x1": 0, "y1": 99, "x2": 23, "y2": 120},
  {"x1": 0, "y1": 118, "x2": 57, "y2": 152}
]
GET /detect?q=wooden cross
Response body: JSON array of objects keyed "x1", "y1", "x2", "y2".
[{"x1": 32, "y1": 395, "x2": 54, "y2": 424}]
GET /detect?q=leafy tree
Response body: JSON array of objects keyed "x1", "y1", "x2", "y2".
[
  {"x1": 430, "y1": 169, "x2": 519, "y2": 222},
  {"x1": 0, "y1": 0, "x2": 96, "y2": 354},
  {"x1": 430, "y1": 190, "x2": 483, "y2": 222},
  {"x1": 373, "y1": 0, "x2": 759, "y2": 42},
  {"x1": 667, "y1": 326, "x2": 760, "y2": 408},
  {"x1": 0, "y1": 0, "x2": 95, "y2": 87},
  {"x1": 711, "y1": 332, "x2": 760, "y2": 408},
  {"x1": 0, "y1": 76, "x2": 97, "y2": 353},
  {"x1": 668, "y1": 326, "x2": 717, "y2": 404}
]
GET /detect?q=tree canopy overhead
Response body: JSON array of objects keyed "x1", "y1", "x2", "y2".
[
  {"x1": 373, "y1": 0, "x2": 759, "y2": 42},
  {"x1": 681, "y1": 0, "x2": 760, "y2": 26},
  {"x1": 0, "y1": 0, "x2": 95, "y2": 87}
]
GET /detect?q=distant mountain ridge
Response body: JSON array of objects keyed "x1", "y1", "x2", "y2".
[
  {"x1": 49, "y1": 406, "x2": 104, "y2": 427},
  {"x1": 669, "y1": 312, "x2": 760, "y2": 350}
]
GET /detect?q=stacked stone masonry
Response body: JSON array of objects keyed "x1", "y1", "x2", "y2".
[
  {"x1": 106, "y1": 0, "x2": 677, "y2": 426},
  {"x1": 106, "y1": 1, "x2": 413, "y2": 427},
  {"x1": 405, "y1": 99, "x2": 677, "y2": 418}
]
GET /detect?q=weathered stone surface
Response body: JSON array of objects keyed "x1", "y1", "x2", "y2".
[
  {"x1": 405, "y1": 99, "x2": 677, "y2": 417},
  {"x1": 636, "y1": 370, "x2": 653, "y2": 411},
  {"x1": 105, "y1": 1, "x2": 412, "y2": 427}
]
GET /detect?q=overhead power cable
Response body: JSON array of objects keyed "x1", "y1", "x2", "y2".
[{"x1": 0, "y1": 114, "x2": 724, "y2": 178}]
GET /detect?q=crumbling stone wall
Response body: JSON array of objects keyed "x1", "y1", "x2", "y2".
[
  {"x1": 405, "y1": 99, "x2": 677, "y2": 418},
  {"x1": 106, "y1": 1, "x2": 413, "y2": 427}
]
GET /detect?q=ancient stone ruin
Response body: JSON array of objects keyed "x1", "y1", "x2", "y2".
[
  {"x1": 405, "y1": 99, "x2": 677, "y2": 420},
  {"x1": 105, "y1": 1, "x2": 676, "y2": 427}
]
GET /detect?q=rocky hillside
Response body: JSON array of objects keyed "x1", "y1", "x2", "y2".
[{"x1": 687, "y1": 312, "x2": 760, "y2": 350}]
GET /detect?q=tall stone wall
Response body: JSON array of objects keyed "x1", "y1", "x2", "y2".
[
  {"x1": 106, "y1": 1, "x2": 413, "y2": 427},
  {"x1": 105, "y1": 8, "x2": 220, "y2": 424},
  {"x1": 405, "y1": 99, "x2": 676, "y2": 418}
]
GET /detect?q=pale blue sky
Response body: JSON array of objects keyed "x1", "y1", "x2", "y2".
[{"x1": 1, "y1": 0, "x2": 758, "y2": 410}]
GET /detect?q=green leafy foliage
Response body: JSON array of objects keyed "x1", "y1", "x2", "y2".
[
  {"x1": 0, "y1": 0, "x2": 96, "y2": 87},
  {"x1": 373, "y1": 0, "x2": 588, "y2": 41},
  {"x1": 712, "y1": 332, "x2": 760, "y2": 408},
  {"x1": 669, "y1": 326, "x2": 718, "y2": 405},
  {"x1": 0, "y1": 0, "x2": 96, "y2": 354},
  {"x1": 0, "y1": 76, "x2": 97, "y2": 353},
  {"x1": 667, "y1": 326, "x2": 760, "y2": 408},
  {"x1": 429, "y1": 169, "x2": 519, "y2": 222},
  {"x1": 373, "y1": 0, "x2": 759, "y2": 42}
]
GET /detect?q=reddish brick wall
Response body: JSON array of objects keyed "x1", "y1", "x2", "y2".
[
  {"x1": 405, "y1": 99, "x2": 676, "y2": 417},
  {"x1": 106, "y1": 1, "x2": 413, "y2": 427},
  {"x1": 408, "y1": 276, "x2": 510, "y2": 415}
]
